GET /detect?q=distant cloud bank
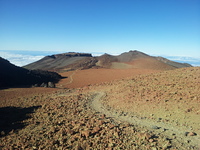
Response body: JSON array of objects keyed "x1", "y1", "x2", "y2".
[
  {"x1": 0, "y1": 50, "x2": 199, "y2": 67},
  {"x1": 163, "y1": 56, "x2": 200, "y2": 67},
  {"x1": 0, "y1": 51, "x2": 44, "y2": 67}
]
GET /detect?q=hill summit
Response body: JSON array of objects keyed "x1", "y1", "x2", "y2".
[{"x1": 24, "y1": 50, "x2": 192, "y2": 72}]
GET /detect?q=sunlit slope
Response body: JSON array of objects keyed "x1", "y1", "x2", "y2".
[{"x1": 24, "y1": 50, "x2": 192, "y2": 72}]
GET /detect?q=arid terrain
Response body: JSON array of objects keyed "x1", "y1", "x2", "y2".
[
  {"x1": 24, "y1": 51, "x2": 192, "y2": 72},
  {"x1": 0, "y1": 66, "x2": 199, "y2": 149}
]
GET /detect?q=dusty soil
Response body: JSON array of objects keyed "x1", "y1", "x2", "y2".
[
  {"x1": 57, "y1": 68, "x2": 160, "y2": 88},
  {"x1": 102, "y1": 67, "x2": 200, "y2": 134},
  {"x1": 0, "y1": 67, "x2": 199, "y2": 149},
  {"x1": 96, "y1": 67, "x2": 200, "y2": 149}
]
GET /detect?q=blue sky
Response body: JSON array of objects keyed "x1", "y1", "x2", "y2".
[{"x1": 0, "y1": 0, "x2": 200, "y2": 57}]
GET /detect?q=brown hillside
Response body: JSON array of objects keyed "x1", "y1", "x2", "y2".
[
  {"x1": 117, "y1": 50, "x2": 149, "y2": 62},
  {"x1": 96, "y1": 53, "x2": 118, "y2": 68},
  {"x1": 24, "y1": 50, "x2": 192, "y2": 72},
  {"x1": 24, "y1": 52, "x2": 93, "y2": 71},
  {"x1": 155, "y1": 56, "x2": 192, "y2": 68},
  {"x1": 126, "y1": 57, "x2": 176, "y2": 70}
]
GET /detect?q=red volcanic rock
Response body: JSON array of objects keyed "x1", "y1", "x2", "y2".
[
  {"x1": 66, "y1": 128, "x2": 75, "y2": 135},
  {"x1": 187, "y1": 132, "x2": 197, "y2": 136},
  {"x1": 81, "y1": 130, "x2": 90, "y2": 138},
  {"x1": 92, "y1": 127, "x2": 101, "y2": 134}
]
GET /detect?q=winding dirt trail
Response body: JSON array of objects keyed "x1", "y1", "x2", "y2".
[
  {"x1": 57, "y1": 69, "x2": 78, "y2": 88},
  {"x1": 65, "y1": 70, "x2": 77, "y2": 85},
  {"x1": 90, "y1": 92, "x2": 200, "y2": 148}
]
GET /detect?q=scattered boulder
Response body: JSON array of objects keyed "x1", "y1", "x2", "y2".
[
  {"x1": 48, "y1": 82, "x2": 56, "y2": 88},
  {"x1": 40, "y1": 83, "x2": 48, "y2": 88},
  {"x1": 185, "y1": 132, "x2": 197, "y2": 136}
]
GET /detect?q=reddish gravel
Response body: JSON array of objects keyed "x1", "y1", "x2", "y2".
[{"x1": 0, "y1": 67, "x2": 199, "y2": 149}]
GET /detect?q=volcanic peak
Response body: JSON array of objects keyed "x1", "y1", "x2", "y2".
[
  {"x1": 52, "y1": 52, "x2": 92, "y2": 58},
  {"x1": 24, "y1": 50, "x2": 193, "y2": 71}
]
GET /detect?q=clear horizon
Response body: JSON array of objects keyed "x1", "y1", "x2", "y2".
[{"x1": 0, "y1": 0, "x2": 199, "y2": 58}]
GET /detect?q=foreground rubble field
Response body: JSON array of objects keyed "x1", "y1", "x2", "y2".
[
  {"x1": 0, "y1": 89, "x2": 174, "y2": 150},
  {"x1": 0, "y1": 67, "x2": 199, "y2": 149}
]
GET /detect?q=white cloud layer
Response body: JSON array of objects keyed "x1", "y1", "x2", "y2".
[
  {"x1": 164, "y1": 56, "x2": 200, "y2": 66},
  {"x1": 0, "y1": 50, "x2": 199, "y2": 67},
  {"x1": 0, "y1": 51, "x2": 44, "y2": 67}
]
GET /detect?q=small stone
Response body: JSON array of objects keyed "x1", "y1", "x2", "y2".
[
  {"x1": 101, "y1": 114, "x2": 106, "y2": 119},
  {"x1": 81, "y1": 130, "x2": 90, "y2": 138},
  {"x1": 109, "y1": 124, "x2": 115, "y2": 129},
  {"x1": 114, "y1": 131, "x2": 119, "y2": 138},
  {"x1": 32, "y1": 84, "x2": 39, "y2": 87},
  {"x1": 40, "y1": 82, "x2": 47, "y2": 87},
  {"x1": 75, "y1": 144, "x2": 83, "y2": 150},
  {"x1": 92, "y1": 127, "x2": 101, "y2": 134},
  {"x1": 50, "y1": 127, "x2": 56, "y2": 133},
  {"x1": 66, "y1": 129, "x2": 75, "y2": 135},
  {"x1": 187, "y1": 132, "x2": 197, "y2": 136},
  {"x1": 98, "y1": 120, "x2": 104, "y2": 126},
  {"x1": 172, "y1": 136, "x2": 176, "y2": 139},
  {"x1": 184, "y1": 132, "x2": 189, "y2": 136},
  {"x1": 162, "y1": 128, "x2": 167, "y2": 132},
  {"x1": 138, "y1": 132, "x2": 151, "y2": 140},
  {"x1": 1, "y1": 131, "x2": 5, "y2": 136},
  {"x1": 162, "y1": 141, "x2": 170, "y2": 149},
  {"x1": 151, "y1": 125, "x2": 160, "y2": 129},
  {"x1": 186, "y1": 140, "x2": 191, "y2": 143},
  {"x1": 48, "y1": 82, "x2": 55, "y2": 88},
  {"x1": 108, "y1": 143, "x2": 115, "y2": 147},
  {"x1": 149, "y1": 139, "x2": 154, "y2": 143}
]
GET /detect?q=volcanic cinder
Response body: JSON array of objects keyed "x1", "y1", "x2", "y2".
[{"x1": 0, "y1": 51, "x2": 199, "y2": 149}]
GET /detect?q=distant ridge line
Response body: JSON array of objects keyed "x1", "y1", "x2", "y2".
[{"x1": 23, "y1": 50, "x2": 193, "y2": 72}]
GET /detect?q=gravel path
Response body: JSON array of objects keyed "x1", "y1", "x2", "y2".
[
  {"x1": 90, "y1": 91, "x2": 200, "y2": 149},
  {"x1": 57, "y1": 70, "x2": 78, "y2": 88},
  {"x1": 1, "y1": 67, "x2": 199, "y2": 149}
]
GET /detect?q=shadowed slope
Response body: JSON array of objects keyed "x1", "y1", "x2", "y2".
[
  {"x1": 0, "y1": 57, "x2": 62, "y2": 88},
  {"x1": 24, "y1": 52, "x2": 93, "y2": 71},
  {"x1": 0, "y1": 106, "x2": 41, "y2": 137}
]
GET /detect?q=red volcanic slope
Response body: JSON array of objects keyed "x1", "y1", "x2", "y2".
[{"x1": 24, "y1": 50, "x2": 192, "y2": 71}]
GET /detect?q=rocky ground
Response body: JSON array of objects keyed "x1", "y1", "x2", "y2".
[
  {"x1": 102, "y1": 67, "x2": 200, "y2": 135},
  {"x1": 0, "y1": 67, "x2": 199, "y2": 149}
]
